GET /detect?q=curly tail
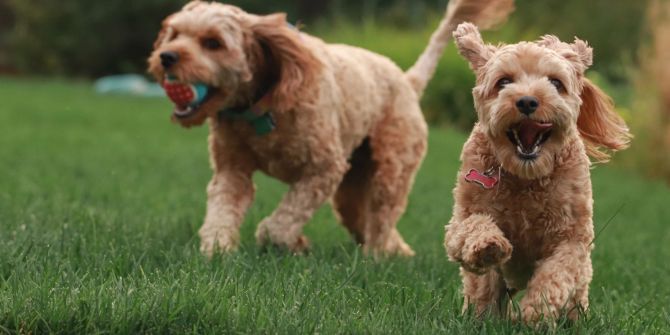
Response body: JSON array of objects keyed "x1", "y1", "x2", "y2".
[{"x1": 406, "y1": 0, "x2": 515, "y2": 96}]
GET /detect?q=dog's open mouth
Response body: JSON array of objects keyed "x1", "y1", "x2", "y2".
[{"x1": 506, "y1": 119, "x2": 553, "y2": 160}]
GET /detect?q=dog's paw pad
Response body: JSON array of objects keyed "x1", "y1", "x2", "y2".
[
  {"x1": 462, "y1": 236, "x2": 512, "y2": 273},
  {"x1": 478, "y1": 243, "x2": 506, "y2": 264}
]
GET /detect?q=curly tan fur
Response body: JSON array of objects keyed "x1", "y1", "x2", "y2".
[
  {"x1": 148, "y1": 1, "x2": 491, "y2": 257},
  {"x1": 445, "y1": 23, "x2": 631, "y2": 323}
]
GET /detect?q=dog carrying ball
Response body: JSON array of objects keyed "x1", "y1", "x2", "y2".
[{"x1": 163, "y1": 76, "x2": 209, "y2": 108}]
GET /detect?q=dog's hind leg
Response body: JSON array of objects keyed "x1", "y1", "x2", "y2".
[
  {"x1": 332, "y1": 138, "x2": 376, "y2": 244},
  {"x1": 362, "y1": 101, "x2": 428, "y2": 257}
]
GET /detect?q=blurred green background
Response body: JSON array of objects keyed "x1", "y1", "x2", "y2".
[{"x1": 0, "y1": 0, "x2": 651, "y2": 121}]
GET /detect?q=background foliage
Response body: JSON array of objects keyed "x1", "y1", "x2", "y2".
[
  {"x1": 1, "y1": 0, "x2": 648, "y2": 77},
  {"x1": 0, "y1": 0, "x2": 650, "y2": 125},
  {"x1": 626, "y1": 0, "x2": 670, "y2": 183},
  {"x1": 4, "y1": 0, "x2": 184, "y2": 76},
  {"x1": 0, "y1": 0, "x2": 12, "y2": 73}
]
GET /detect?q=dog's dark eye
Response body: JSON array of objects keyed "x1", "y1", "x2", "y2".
[
  {"x1": 201, "y1": 38, "x2": 222, "y2": 50},
  {"x1": 549, "y1": 78, "x2": 564, "y2": 91},
  {"x1": 496, "y1": 77, "x2": 513, "y2": 89}
]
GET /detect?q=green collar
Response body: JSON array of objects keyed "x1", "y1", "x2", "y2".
[
  {"x1": 217, "y1": 23, "x2": 303, "y2": 136},
  {"x1": 218, "y1": 95, "x2": 275, "y2": 136},
  {"x1": 217, "y1": 23, "x2": 301, "y2": 136}
]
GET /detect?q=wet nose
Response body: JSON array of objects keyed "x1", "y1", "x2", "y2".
[
  {"x1": 160, "y1": 51, "x2": 179, "y2": 69},
  {"x1": 516, "y1": 96, "x2": 539, "y2": 115}
]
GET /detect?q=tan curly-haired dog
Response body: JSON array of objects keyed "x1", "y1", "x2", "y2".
[
  {"x1": 444, "y1": 23, "x2": 631, "y2": 322},
  {"x1": 148, "y1": 1, "x2": 512, "y2": 257}
]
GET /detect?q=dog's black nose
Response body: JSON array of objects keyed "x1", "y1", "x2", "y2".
[
  {"x1": 160, "y1": 51, "x2": 179, "y2": 69},
  {"x1": 516, "y1": 96, "x2": 539, "y2": 115}
]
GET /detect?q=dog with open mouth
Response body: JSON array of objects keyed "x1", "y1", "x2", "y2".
[
  {"x1": 444, "y1": 23, "x2": 631, "y2": 322},
  {"x1": 148, "y1": 1, "x2": 514, "y2": 257}
]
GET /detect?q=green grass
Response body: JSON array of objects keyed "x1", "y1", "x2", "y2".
[{"x1": 0, "y1": 77, "x2": 669, "y2": 334}]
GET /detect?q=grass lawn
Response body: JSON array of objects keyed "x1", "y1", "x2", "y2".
[{"x1": 1, "y1": 77, "x2": 669, "y2": 334}]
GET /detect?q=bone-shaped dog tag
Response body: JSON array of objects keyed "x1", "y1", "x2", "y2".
[{"x1": 464, "y1": 168, "x2": 499, "y2": 190}]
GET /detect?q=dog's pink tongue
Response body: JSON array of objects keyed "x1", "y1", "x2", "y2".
[{"x1": 518, "y1": 119, "x2": 553, "y2": 149}]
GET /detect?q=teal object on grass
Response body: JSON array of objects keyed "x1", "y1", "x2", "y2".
[{"x1": 94, "y1": 74, "x2": 164, "y2": 97}]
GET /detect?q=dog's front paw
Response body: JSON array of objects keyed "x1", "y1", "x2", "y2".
[
  {"x1": 199, "y1": 227, "x2": 239, "y2": 258},
  {"x1": 255, "y1": 218, "x2": 310, "y2": 254},
  {"x1": 461, "y1": 234, "x2": 512, "y2": 274},
  {"x1": 518, "y1": 305, "x2": 558, "y2": 329}
]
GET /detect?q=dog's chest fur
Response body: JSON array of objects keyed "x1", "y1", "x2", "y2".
[
  {"x1": 213, "y1": 105, "x2": 363, "y2": 184},
  {"x1": 455, "y1": 128, "x2": 595, "y2": 289},
  {"x1": 214, "y1": 118, "x2": 331, "y2": 183}
]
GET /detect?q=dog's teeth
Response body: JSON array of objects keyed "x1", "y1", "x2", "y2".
[
  {"x1": 534, "y1": 130, "x2": 550, "y2": 146},
  {"x1": 531, "y1": 145, "x2": 540, "y2": 155},
  {"x1": 174, "y1": 106, "x2": 193, "y2": 116}
]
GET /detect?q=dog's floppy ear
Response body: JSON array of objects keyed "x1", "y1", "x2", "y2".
[
  {"x1": 577, "y1": 78, "x2": 632, "y2": 162},
  {"x1": 453, "y1": 22, "x2": 495, "y2": 70},
  {"x1": 251, "y1": 13, "x2": 321, "y2": 112}
]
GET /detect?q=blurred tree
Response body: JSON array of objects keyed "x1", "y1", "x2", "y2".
[
  {"x1": 0, "y1": 0, "x2": 13, "y2": 73},
  {"x1": 628, "y1": 0, "x2": 670, "y2": 182},
  {"x1": 298, "y1": 0, "x2": 331, "y2": 21},
  {"x1": 7, "y1": 0, "x2": 187, "y2": 76}
]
